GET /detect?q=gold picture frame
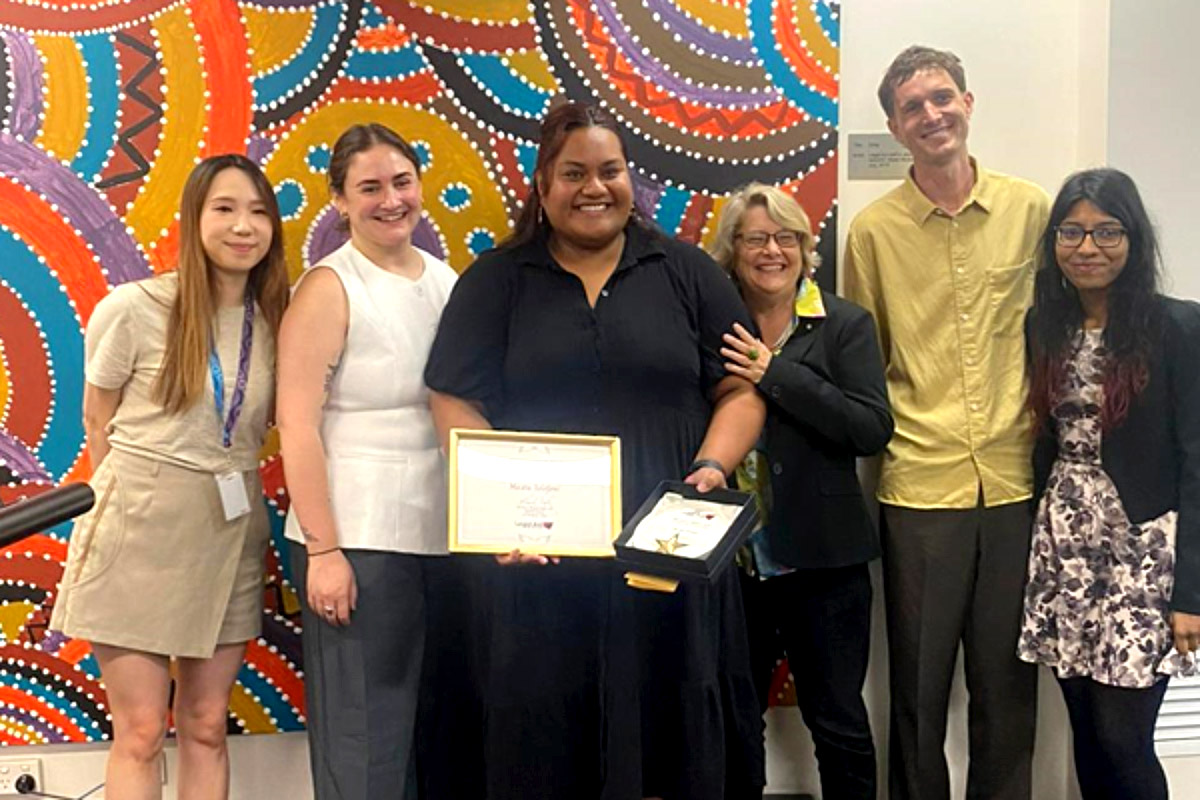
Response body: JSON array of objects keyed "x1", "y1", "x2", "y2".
[{"x1": 447, "y1": 428, "x2": 622, "y2": 557}]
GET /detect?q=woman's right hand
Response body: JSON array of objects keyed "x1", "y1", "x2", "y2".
[
  {"x1": 1172, "y1": 610, "x2": 1200, "y2": 655},
  {"x1": 307, "y1": 550, "x2": 357, "y2": 626},
  {"x1": 495, "y1": 549, "x2": 560, "y2": 566},
  {"x1": 721, "y1": 323, "x2": 772, "y2": 385}
]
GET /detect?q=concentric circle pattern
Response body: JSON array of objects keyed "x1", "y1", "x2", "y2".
[{"x1": 0, "y1": 0, "x2": 837, "y2": 741}]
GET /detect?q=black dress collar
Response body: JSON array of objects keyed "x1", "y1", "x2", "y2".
[{"x1": 510, "y1": 221, "x2": 668, "y2": 273}]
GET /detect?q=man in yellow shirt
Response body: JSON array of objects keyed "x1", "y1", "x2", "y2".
[{"x1": 844, "y1": 46, "x2": 1049, "y2": 800}]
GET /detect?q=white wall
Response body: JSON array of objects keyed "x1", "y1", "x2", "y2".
[
  {"x1": 11, "y1": 734, "x2": 312, "y2": 799},
  {"x1": 1107, "y1": 0, "x2": 1200, "y2": 770},
  {"x1": 767, "y1": 0, "x2": 1102, "y2": 797},
  {"x1": 1107, "y1": 0, "x2": 1200, "y2": 298},
  {"x1": 763, "y1": 0, "x2": 1200, "y2": 797},
  {"x1": 837, "y1": 0, "x2": 1108, "y2": 241},
  {"x1": 22, "y1": 2, "x2": 1200, "y2": 797}
]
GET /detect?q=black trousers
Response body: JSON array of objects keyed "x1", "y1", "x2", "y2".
[
  {"x1": 741, "y1": 563, "x2": 877, "y2": 800},
  {"x1": 416, "y1": 556, "x2": 486, "y2": 800},
  {"x1": 882, "y1": 501, "x2": 1038, "y2": 800},
  {"x1": 1058, "y1": 676, "x2": 1170, "y2": 800}
]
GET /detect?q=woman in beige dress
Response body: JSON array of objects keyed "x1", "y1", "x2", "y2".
[{"x1": 50, "y1": 154, "x2": 288, "y2": 800}]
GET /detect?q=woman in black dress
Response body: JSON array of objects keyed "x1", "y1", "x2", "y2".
[
  {"x1": 1020, "y1": 168, "x2": 1200, "y2": 799},
  {"x1": 424, "y1": 102, "x2": 766, "y2": 799},
  {"x1": 712, "y1": 183, "x2": 892, "y2": 799}
]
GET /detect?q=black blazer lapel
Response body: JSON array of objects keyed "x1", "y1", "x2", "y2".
[{"x1": 779, "y1": 316, "x2": 824, "y2": 366}]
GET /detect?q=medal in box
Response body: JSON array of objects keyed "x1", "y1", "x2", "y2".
[{"x1": 614, "y1": 481, "x2": 758, "y2": 582}]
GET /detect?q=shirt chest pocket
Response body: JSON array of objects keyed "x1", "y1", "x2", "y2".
[{"x1": 986, "y1": 259, "x2": 1034, "y2": 338}]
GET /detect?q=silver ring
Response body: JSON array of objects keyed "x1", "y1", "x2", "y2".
[{"x1": 323, "y1": 606, "x2": 335, "y2": 614}]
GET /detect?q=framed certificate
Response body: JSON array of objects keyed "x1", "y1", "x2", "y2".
[
  {"x1": 614, "y1": 481, "x2": 757, "y2": 581},
  {"x1": 448, "y1": 428, "x2": 622, "y2": 557}
]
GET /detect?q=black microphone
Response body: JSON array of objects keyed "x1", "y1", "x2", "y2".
[{"x1": 0, "y1": 483, "x2": 95, "y2": 548}]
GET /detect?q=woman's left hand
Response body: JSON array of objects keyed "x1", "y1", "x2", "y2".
[
  {"x1": 721, "y1": 323, "x2": 771, "y2": 385},
  {"x1": 685, "y1": 466, "x2": 727, "y2": 493},
  {"x1": 1172, "y1": 610, "x2": 1200, "y2": 655}
]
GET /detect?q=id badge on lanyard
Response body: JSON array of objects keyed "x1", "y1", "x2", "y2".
[{"x1": 212, "y1": 293, "x2": 255, "y2": 522}]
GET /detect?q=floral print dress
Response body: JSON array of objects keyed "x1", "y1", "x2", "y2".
[{"x1": 1018, "y1": 329, "x2": 1197, "y2": 687}]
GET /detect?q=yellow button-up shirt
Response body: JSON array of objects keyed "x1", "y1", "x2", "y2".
[{"x1": 844, "y1": 162, "x2": 1049, "y2": 509}]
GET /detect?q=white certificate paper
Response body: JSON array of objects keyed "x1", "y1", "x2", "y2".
[
  {"x1": 623, "y1": 491, "x2": 742, "y2": 560},
  {"x1": 449, "y1": 430, "x2": 621, "y2": 556}
]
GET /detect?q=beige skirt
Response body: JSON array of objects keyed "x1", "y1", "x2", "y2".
[{"x1": 50, "y1": 449, "x2": 269, "y2": 658}]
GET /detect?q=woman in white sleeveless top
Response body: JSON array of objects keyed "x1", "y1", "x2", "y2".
[{"x1": 276, "y1": 124, "x2": 457, "y2": 799}]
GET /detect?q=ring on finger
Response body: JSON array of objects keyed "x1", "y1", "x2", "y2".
[{"x1": 747, "y1": 348, "x2": 760, "y2": 361}]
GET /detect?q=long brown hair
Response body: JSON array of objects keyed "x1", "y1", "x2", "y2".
[
  {"x1": 154, "y1": 154, "x2": 289, "y2": 413},
  {"x1": 328, "y1": 123, "x2": 423, "y2": 195}
]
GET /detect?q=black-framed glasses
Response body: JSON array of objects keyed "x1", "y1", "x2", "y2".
[
  {"x1": 736, "y1": 230, "x2": 802, "y2": 249},
  {"x1": 1055, "y1": 225, "x2": 1127, "y2": 249}
]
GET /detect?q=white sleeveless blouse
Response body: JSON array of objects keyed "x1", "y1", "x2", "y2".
[{"x1": 284, "y1": 241, "x2": 457, "y2": 554}]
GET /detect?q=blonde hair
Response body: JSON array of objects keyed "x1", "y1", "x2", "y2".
[
  {"x1": 709, "y1": 183, "x2": 821, "y2": 282},
  {"x1": 153, "y1": 154, "x2": 289, "y2": 413}
]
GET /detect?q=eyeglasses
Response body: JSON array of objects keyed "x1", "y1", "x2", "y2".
[
  {"x1": 736, "y1": 230, "x2": 802, "y2": 249},
  {"x1": 1054, "y1": 225, "x2": 1127, "y2": 249}
]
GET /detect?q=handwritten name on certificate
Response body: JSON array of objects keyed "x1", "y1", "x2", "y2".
[{"x1": 452, "y1": 434, "x2": 619, "y2": 556}]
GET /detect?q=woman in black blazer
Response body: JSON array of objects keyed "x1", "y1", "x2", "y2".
[
  {"x1": 712, "y1": 183, "x2": 892, "y2": 800},
  {"x1": 1020, "y1": 168, "x2": 1200, "y2": 800}
]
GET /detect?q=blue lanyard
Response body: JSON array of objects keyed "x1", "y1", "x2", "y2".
[{"x1": 209, "y1": 292, "x2": 255, "y2": 449}]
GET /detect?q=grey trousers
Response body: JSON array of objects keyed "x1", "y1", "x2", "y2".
[
  {"x1": 882, "y1": 500, "x2": 1038, "y2": 800},
  {"x1": 290, "y1": 544, "x2": 426, "y2": 800}
]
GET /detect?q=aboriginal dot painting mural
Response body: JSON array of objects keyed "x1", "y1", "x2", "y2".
[{"x1": 0, "y1": 0, "x2": 837, "y2": 743}]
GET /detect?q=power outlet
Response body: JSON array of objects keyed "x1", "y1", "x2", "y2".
[{"x1": 0, "y1": 757, "x2": 42, "y2": 795}]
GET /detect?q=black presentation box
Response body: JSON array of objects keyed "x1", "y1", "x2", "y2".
[{"x1": 614, "y1": 480, "x2": 758, "y2": 582}]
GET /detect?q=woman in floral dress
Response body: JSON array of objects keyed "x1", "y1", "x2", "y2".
[{"x1": 1020, "y1": 167, "x2": 1200, "y2": 799}]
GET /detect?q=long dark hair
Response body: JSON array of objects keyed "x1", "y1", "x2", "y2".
[
  {"x1": 155, "y1": 154, "x2": 289, "y2": 412},
  {"x1": 502, "y1": 102, "x2": 642, "y2": 249},
  {"x1": 1028, "y1": 167, "x2": 1162, "y2": 430}
]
